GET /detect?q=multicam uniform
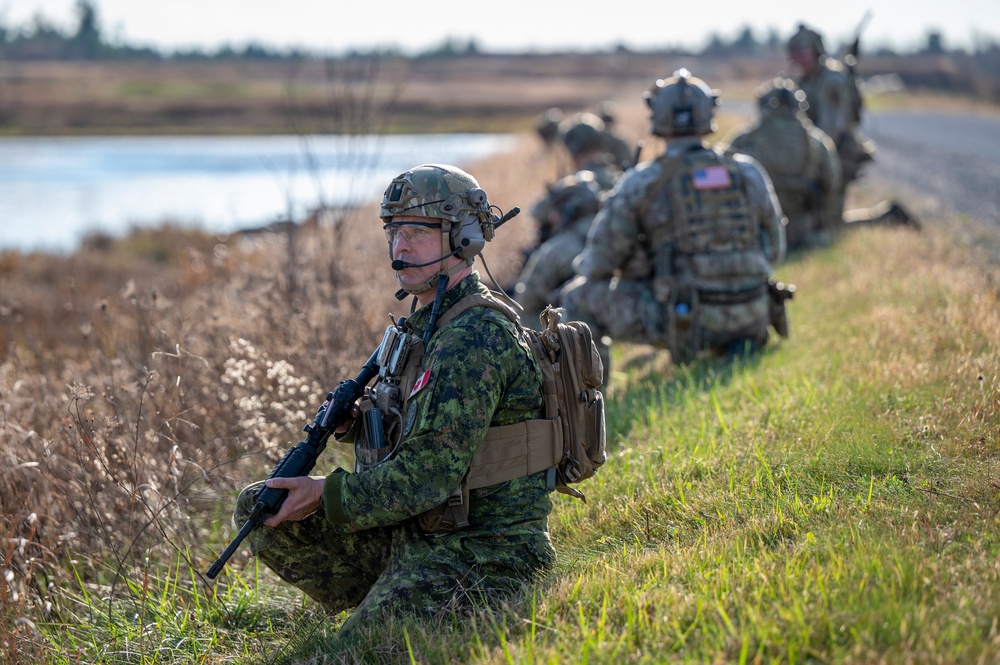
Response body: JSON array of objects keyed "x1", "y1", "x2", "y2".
[
  {"x1": 796, "y1": 58, "x2": 875, "y2": 189},
  {"x1": 515, "y1": 172, "x2": 603, "y2": 323},
  {"x1": 514, "y1": 210, "x2": 594, "y2": 323},
  {"x1": 235, "y1": 273, "x2": 553, "y2": 636},
  {"x1": 561, "y1": 137, "x2": 785, "y2": 372},
  {"x1": 578, "y1": 155, "x2": 623, "y2": 193},
  {"x1": 722, "y1": 105, "x2": 841, "y2": 250}
]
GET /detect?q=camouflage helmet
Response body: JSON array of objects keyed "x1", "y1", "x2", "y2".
[
  {"x1": 559, "y1": 113, "x2": 606, "y2": 157},
  {"x1": 535, "y1": 107, "x2": 564, "y2": 145},
  {"x1": 380, "y1": 163, "x2": 494, "y2": 260},
  {"x1": 531, "y1": 171, "x2": 602, "y2": 225},
  {"x1": 787, "y1": 23, "x2": 825, "y2": 56},
  {"x1": 597, "y1": 101, "x2": 618, "y2": 126},
  {"x1": 756, "y1": 77, "x2": 808, "y2": 115},
  {"x1": 643, "y1": 68, "x2": 719, "y2": 138}
]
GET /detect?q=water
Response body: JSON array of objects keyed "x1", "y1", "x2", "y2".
[{"x1": 0, "y1": 133, "x2": 518, "y2": 253}]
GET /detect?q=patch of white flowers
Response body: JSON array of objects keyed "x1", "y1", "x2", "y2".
[{"x1": 221, "y1": 338, "x2": 321, "y2": 449}]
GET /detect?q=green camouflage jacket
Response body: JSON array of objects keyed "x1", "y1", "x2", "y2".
[{"x1": 322, "y1": 273, "x2": 554, "y2": 557}]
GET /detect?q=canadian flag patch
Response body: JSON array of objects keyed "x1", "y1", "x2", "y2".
[{"x1": 408, "y1": 369, "x2": 431, "y2": 399}]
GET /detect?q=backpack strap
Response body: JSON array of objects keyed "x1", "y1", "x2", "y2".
[
  {"x1": 428, "y1": 292, "x2": 564, "y2": 490},
  {"x1": 415, "y1": 294, "x2": 564, "y2": 533},
  {"x1": 635, "y1": 153, "x2": 684, "y2": 223}
]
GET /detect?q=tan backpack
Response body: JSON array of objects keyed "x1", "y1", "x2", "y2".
[
  {"x1": 436, "y1": 296, "x2": 607, "y2": 500},
  {"x1": 518, "y1": 305, "x2": 607, "y2": 498}
]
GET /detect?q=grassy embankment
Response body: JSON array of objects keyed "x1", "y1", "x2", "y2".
[{"x1": 1, "y1": 84, "x2": 999, "y2": 662}]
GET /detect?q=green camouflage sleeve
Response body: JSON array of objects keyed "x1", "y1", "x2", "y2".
[{"x1": 323, "y1": 309, "x2": 538, "y2": 531}]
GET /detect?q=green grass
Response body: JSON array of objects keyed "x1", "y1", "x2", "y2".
[{"x1": 12, "y1": 214, "x2": 1000, "y2": 662}]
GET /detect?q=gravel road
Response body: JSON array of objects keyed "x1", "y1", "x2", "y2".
[{"x1": 862, "y1": 110, "x2": 1000, "y2": 224}]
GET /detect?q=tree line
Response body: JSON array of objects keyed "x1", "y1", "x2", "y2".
[{"x1": 2, "y1": 0, "x2": 997, "y2": 63}]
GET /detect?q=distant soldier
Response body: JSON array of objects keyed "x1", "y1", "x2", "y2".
[
  {"x1": 787, "y1": 23, "x2": 874, "y2": 188},
  {"x1": 560, "y1": 69, "x2": 788, "y2": 378},
  {"x1": 513, "y1": 171, "x2": 602, "y2": 323},
  {"x1": 720, "y1": 78, "x2": 841, "y2": 250},
  {"x1": 557, "y1": 112, "x2": 623, "y2": 192},
  {"x1": 788, "y1": 23, "x2": 919, "y2": 233},
  {"x1": 534, "y1": 107, "x2": 564, "y2": 148},
  {"x1": 596, "y1": 101, "x2": 635, "y2": 169}
]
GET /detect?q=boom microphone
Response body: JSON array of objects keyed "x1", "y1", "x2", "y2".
[
  {"x1": 495, "y1": 205, "x2": 521, "y2": 228},
  {"x1": 391, "y1": 247, "x2": 461, "y2": 271}
]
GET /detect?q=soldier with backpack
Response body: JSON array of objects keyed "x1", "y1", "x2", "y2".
[
  {"x1": 720, "y1": 77, "x2": 842, "y2": 250},
  {"x1": 560, "y1": 70, "x2": 788, "y2": 379},
  {"x1": 557, "y1": 112, "x2": 624, "y2": 192},
  {"x1": 787, "y1": 23, "x2": 874, "y2": 187},
  {"x1": 513, "y1": 171, "x2": 603, "y2": 323},
  {"x1": 229, "y1": 164, "x2": 604, "y2": 642},
  {"x1": 787, "y1": 22, "x2": 919, "y2": 235}
]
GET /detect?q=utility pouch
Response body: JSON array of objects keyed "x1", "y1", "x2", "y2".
[
  {"x1": 416, "y1": 483, "x2": 470, "y2": 534},
  {"x1": 355, "y1": 397, "x2": 394, "y2": 472},
  {"x1": 769, "y1": 296, "x2": 789, "y2": 339},
  {"x1": 767, "y1": 279, "x2": 796, "y2": 338}
]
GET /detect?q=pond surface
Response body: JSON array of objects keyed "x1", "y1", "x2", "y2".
[{"x1": 0, "y1": 133, "x2": 517, "y2": 253}]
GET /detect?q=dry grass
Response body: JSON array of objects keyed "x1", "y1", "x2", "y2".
[{"x1": 0, "y1": 127, "x2": 561, "y2": 660}]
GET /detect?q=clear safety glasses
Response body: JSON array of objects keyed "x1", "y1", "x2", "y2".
[{"x1": 383, "y1": 222, "x2": 441, "y2": 245}]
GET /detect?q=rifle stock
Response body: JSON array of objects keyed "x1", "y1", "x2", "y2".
[{"x1": 206, "y1": 349, "x2": 380, "y2": 579}]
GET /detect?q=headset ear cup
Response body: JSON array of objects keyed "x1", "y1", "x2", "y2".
[{"x1": 451, "y1": 215, "x2": 486, "y2": 260}]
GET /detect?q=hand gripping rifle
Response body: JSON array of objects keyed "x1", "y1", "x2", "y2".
[{"x1": 206, "y1": 349, "x2": 380, "y2": 579}]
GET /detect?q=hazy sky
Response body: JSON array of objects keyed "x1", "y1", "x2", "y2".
[{"x1": 3, "y1": 0, "x2": 999, "y2": 54}]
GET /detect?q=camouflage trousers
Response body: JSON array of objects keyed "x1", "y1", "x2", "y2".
[
  {"x1": 560, "y1": 276, "x2": 770, "y2": 376},
  {"x1": 234, "y1": 481, "x2": 548, "y2": 638}
]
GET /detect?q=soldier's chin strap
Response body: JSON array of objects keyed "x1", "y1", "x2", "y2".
[
  {"x1": 422, "y1": 274, "x2": 451, "y2": 344},
  {"x1": 393, "y1": 258, "x2": 469, "y2": 298}
]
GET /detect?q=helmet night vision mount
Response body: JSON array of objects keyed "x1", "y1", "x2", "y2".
[{"x1": 644, "y1": 68, "x2": 720, "y2": 138}]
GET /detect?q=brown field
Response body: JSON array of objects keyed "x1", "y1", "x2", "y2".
[
  {"x1": 1, "y1": 51, "x2": 996, "y2": 138},
  {"x1": 0, "y1": 53, "x2": 811, "y2": 136}
]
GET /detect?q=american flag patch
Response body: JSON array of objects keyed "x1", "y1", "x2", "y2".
[
  {"x1": 408, "y1": 369, "x2": 431, "y2": 399},
  {"x1": 691, "y1": 165, "x2": 732, "y2": 190}
]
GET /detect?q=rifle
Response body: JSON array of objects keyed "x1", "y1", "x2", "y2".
[
  {"x1": 842, "y1": 11, "x2": 873, "y2": 123},
  {"x1": 206, "y1": 349, "x2": 380, "y2": 579},
  {"x1": 842, "y1": 10, "x2": 873, "y2": 72}
]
